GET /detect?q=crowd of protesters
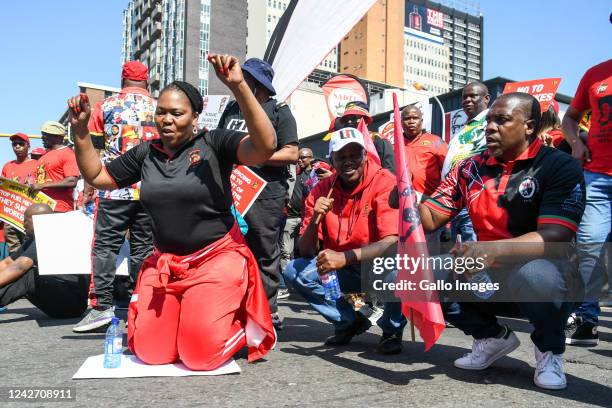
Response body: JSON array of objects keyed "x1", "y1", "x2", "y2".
[{"x1": 0, "y1": 55, "x2": 609, "y2": 390}]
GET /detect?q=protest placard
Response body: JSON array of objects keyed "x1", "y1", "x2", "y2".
[
  {"x1": 0, "y1": 177, "x2": 56, "y2": 231},
  {"x1": 197, "y1": 95, "x2": 230, "y2": 130},
  {"x1": 503, "y1": 78, "x2": 562, "y2": 113},
  {"x1": 230, "y1": 166, "x2": 267, "y2": 216}
]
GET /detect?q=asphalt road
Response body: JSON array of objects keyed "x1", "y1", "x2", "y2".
[{"x1": 1, "y1": 298, "x2": 610, "y2": 407}]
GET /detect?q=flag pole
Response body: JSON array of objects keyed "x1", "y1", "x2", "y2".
[{"x1": 410, "y1": 308, "x2": 415, "y2": 342}]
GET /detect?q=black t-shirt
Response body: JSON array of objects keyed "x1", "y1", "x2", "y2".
[
  {"x1": 105, "y1": 129, "x2": 246, "y2": 255},
  {"x1": 287, "y1": 171, "x2": 309, "y2": 218},
  {"x1": 218, "y1": 99, "x2": 298, "y2": 199},
  {"x1": 373, "y1": 136, "x2": 396, "y2": 174},
  {"x1": 10, "y1": 237, "x2": 38, "y2": 265}
]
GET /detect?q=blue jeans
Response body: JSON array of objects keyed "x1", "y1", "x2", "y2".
[
  {"x1": 575, "y1": 170, "x2": 612, "y2": 324},
  {"x1": 435, "y1": 256, "x2": 572, "y2": 354},
  {"x1": 451, "y1": 208, "x2": 477, "y2": 242},
  {"x1": 283, "y1": 258, "x2": 407, "y2": 334}
]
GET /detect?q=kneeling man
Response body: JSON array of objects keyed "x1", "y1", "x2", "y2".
[{"x1": 419, "y1": 93, "x2": 585, "y2": 389}]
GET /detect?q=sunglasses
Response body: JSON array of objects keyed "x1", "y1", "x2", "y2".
[{"x1": 11, "y1": 141, "x2": 26, "y2": 146}]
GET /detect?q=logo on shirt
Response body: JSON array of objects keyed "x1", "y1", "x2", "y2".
[
  {"x1": 226, "y1": 119, "x2": 248, "y2": 132},
  {"x1": 596, "y1": 82, "x2": 608, "y2": 94},
  {"x1": 188, "y1": 149, "x2": 203, "y2": 167},
  {"x1": 518, "y1": 176, "x2": 539, "y2": 199}
]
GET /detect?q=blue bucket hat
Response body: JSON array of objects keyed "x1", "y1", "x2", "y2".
[{"x1": 242, "y1": 58, "x2": 276, "y2": 96}]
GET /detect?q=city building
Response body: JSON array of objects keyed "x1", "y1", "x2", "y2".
[
  {"x1": 122, "y1": 0, "x2": 246, "y2": 97},
  {"x1": 246, "y1": 0, "x2": 338, "y2": 72},
  {"x1": 340, "y1": 0, "x2": 483, "y2": 93}
]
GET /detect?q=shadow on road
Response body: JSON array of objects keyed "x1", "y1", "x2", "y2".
[{"x1": 279, "y1": 316, "x2": 611, "y2": 407}]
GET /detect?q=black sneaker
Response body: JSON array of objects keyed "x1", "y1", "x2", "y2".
[
  {"x1": 376, "y1": 332, "x2": 403, "y2": 355},
  {"x1": 271, "y1": 313, "x2": 283, "y2": 331},
  {"x1": 325, "y1": 312, "x2": 372, "y2": 346},
  {"x1": 565, "y1": 314, "x2": 599, "y2": 346}
]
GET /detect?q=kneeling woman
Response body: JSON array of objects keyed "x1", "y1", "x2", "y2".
[{"x1": 68, "y1": 54, "x2": 276, "y2": 370}]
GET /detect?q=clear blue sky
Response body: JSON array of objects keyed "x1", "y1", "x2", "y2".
[{"x1": 0, "y1": 0, "x2": 610, "y2": 164}]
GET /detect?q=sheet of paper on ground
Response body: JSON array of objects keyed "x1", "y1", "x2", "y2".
[
  {"x1": 33, "y1": 211, "x2": 129, "y2": 276},
  {"x1": 72, "y1": 354, "x2": 241, "y2": 379}
]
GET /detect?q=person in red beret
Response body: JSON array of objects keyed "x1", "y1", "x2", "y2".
[
  {"x1": 73, "y1": 60, "x2": 159, "y2": 333},
  {"x1": 1, "y1": 133, "x2": 37, "y2": 253}
]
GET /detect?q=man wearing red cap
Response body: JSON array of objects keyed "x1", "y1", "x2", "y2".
[
  {"x1": 73, "y1": 60, "x2": 158, "y2": 333},
  {"x1": 1, "y1": 133, "x2": 37, "y2": 253}
]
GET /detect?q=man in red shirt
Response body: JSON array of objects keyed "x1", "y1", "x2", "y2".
[
  {"x1": 283, "y1": 128, "x2": 406, "y2": 354},
  {"x1": 420, "y1": 93, "x2": 585, "y2": 389},
  {"x1": 401, "y1": 105, "x2": 448, "y2": 250},
  {"x1": 1, "y1": 133, "x2": 38, "y2": 253},
  {"x1": 562, "y1": 59, "x2": 612, "y2": 346},
  {"x1": 73, "y1": 61, "x2": 157, "y2": 333},
  {"x1": 400, "y1": 105, "x2": 448, "y2": 199},
  {"x1": 30, "y1": 122, "x2": 79, "y2": 213}
]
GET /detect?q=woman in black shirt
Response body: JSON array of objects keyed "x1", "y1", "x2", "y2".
[{"x1": 67, "y1": 54, "x2": 277, "y2": 370}]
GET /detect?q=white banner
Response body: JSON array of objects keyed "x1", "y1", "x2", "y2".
[{"x1": 269, "y1": 0, "x2": 377, "y2": 102}]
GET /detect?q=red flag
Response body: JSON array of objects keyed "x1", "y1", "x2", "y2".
[
  {"x1": 357, "y1": 118, "x2": 381, "y2": 166},
  {"x1": 392, "y1": 93, "x2": 445, "y2": 351}
]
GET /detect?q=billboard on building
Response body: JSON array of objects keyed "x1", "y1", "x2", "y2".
[{"x1": 405, "y1": 1, "x2": 444, "y2": 38}]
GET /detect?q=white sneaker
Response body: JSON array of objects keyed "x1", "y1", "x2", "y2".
[
  {"x1": 534, "y1": 346, "x2": 566, "y2": 390},
  {"x1": 454, "y1": 327, "x2": 520, "y2": 370}
]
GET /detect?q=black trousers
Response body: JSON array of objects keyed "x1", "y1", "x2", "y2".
[
  {"x1": 244, "y1": 196, "x2": 286, "y2": 313},
  {"x1": 0, "y1": 270, "x2": 89, "y2": 318},
  {"x1": 90, "y1": 198, "x2": 153, "y2": 309}
]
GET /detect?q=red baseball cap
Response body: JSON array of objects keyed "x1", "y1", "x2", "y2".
[
  {"x1": 122, "y1": 61, "x2": 148, "y2": 81},
  {"x1": 31, "y1": 147, "x2": 46, "y2": 156},
  {"x1": 10, "y1": 132, "x2": 30, "y2": 144}
]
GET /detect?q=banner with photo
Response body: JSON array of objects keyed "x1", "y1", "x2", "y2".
[
  {"x1": 0, "y1": 177, "x2": 56, "y2": 231},
  {"x1": 321, "y1": 74, "x2": 370, "y2": 122},
  {"x1": 198, "y1": 95, "x2": 231, "y2": 130}
]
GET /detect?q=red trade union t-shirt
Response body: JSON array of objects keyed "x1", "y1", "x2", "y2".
[
  {"x1": 570, "y1": 59, "x2": 612, "y2": 175},
  {"x1": 1, "y1": 159, "x2": 37, "y2": 184},
  {"x1": 35, "y1": 147, "x2": 80, "y2": 212},
  {"x1": 403, "y1": 132, "x2": 448, "y2": 196},
  {"x1": 300, "y1": 160, "x2": 398, "y2": 253}
]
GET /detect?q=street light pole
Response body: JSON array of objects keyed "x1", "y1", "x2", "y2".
[{"x1": 413, "y1": 83, "x2": 446, "y2": 140}]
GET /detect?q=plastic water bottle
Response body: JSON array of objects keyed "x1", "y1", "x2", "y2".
[
  {"x1": 321, "y1": 270, "x2": 342, "y2": 301},
  {"x1": 468, "y1": 270, "x2": 495, "y2": 299},
  {"x1": 103, "y1": 317, "x2": 123, "y2": 368}
]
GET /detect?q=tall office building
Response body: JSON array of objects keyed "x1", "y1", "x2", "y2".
[
  {"x1": 246, "y1": 0, "x2": 338, "y2": 72},
  {"x1": 405, "y1": 0, "x2": 483, "y2": 90},
  {"x1": 122, "y1": 0, "x2": 246, "y2": 97},
  {"x1": 340, "y1": 0, "x2": 483, "y2": 93}
]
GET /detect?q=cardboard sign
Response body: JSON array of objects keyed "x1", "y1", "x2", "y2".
[
  {"x1": 0, "y1": 177, "x2": 56, "y2": 231},
  {"x1": 230, "y1": 166, "x2": 267, "y2": 216},
  {"x1": 33, "y1": 211, "x2": 129, "y2": 276},
  {"x1": 198, "y1": 95, "x2": 231, "y2": 130},
  {"x1": 503, "y1": 78, "x2": 562, "y2": 113}
]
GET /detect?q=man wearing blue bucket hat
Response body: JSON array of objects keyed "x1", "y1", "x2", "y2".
[{"x1": 218, "y1": 58, "x2": 298, "y2": 330}]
